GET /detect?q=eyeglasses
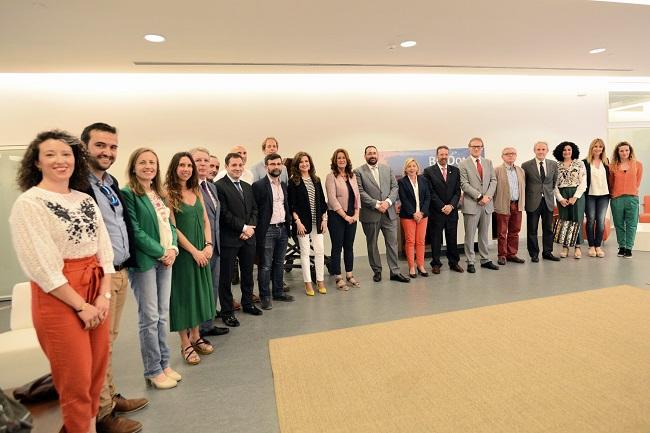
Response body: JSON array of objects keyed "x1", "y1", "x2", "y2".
[
  {"x1": 98, "y1": 184, "x2": 120, "y2": 207},
  {"x1": 469, "y1": 145, "x2": 484, "y2": 149}
]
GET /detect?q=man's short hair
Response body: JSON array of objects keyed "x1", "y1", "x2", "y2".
[
  {"x1": 436, "y1": 145, "x2": 449, "y2": 154},
  {"x1": 189, "y1": 147, "x2": 211, "y2": 156},
  {"x1": 468, "y1": 137, "x2": 484, "y2": 147},
  {"x1": 364, "y1": 145, "x2": 377, "y2": 155},
  {"x1": 80, "y1": 122, "x2": 117, "y2": 145},
  {"x1": 262, "y1": 137, "x2": 278, "y2": 151},
  {"x1": 264, "y1": 153, "x2": 282, "y2": 165},
  {"x1": 225, "y1": 152, "x2": 243, "y2": 165}
]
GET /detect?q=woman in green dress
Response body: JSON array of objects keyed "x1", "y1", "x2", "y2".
[{"x1": 165, "y1": 152, "x2": 215, "y2": 365}]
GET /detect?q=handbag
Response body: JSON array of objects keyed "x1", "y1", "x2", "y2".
[
  {"x1": 12, "y1": 374, "x2": 58, "y2": 404},
  {"x1": 0, "y1": 388, "x2": 32, "y2": 433},
  {"x1": 553, "y1": 218, "x2": 580, "y2": 247}
]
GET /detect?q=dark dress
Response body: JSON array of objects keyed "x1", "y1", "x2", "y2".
[{"x1": 169, "y1": 197, "x2": 215, "y2": 331}]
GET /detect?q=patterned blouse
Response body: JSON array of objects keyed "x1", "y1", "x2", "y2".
[
  {"x1": 303, "y1": 177, "x2": 318, "y2": 227},
  {"x1": 554, "y1": 160, "x2": 587, "y2": 200}
]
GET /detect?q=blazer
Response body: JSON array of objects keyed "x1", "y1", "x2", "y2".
[
  {"x1": 216, "y1": 176, "x2": 258, "y2": 248},
  {"x1": 199, "y1": 179, "x2": 221, "y2": 255},
  {"x1": 397, "y1": 175, "x2": 431, "y2": 219},
  {"x1": 354, "y1": 163, "x2": 399, "y2": 223},
  {"x1": 84, "y1": 174, "x2": 137, "y2": 268},
  {"x1": 494, "y1": 164, "x2": 526, "y2": 215},
  {"x1": 582, "y1": 159, "x2": 611, "y2": 196},
  {"x1": 252, "y1": 176, "x2": 291, "y2": 244},
  {"x1": 423, "y1": 164, "x2": 461, "y2": 220},
  {"x1": 120, "y1": 186, "x2": 178, "y2": 272},
  {"x1": 325, "y1": 172, "x2": 360, "y2": 213},
  {"x1": 287, "y1": 176, "x2": 327, "y2": 235},
  {"x1": 521, "y1": 158, "x2": 558, "y2": 212},
  {"x1": 459, "y1": 156, "x2": 497, "y2": 215}
]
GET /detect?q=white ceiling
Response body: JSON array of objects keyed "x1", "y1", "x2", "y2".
[{"x1": 2, "y1": 0, "x2": 650, "y2": 75}]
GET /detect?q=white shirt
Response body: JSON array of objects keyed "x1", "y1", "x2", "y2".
[
  {"x1": 366, "y1": 163, "x2": 393, "y2": 208},
  {"x1": 535, "y1": 158, "x2": 548, "y2": 177},
  {"x1": 589, "y1": 162, "x2": 609, "y2": 196},
  {"x1": 409, "y1": 176, "x2": 420, "y2": 213}
]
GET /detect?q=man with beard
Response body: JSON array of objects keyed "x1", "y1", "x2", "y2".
[{"x1": 81, "y1": 123, "x2": 148, "y2": 433}]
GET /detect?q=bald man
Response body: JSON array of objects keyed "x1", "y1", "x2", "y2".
[
  {"x1": 215, "y1": 145, "x2": 254, "y2": 184},
  {"x1": 494, "y1": 147, "x2": 526, "y2": 265}
]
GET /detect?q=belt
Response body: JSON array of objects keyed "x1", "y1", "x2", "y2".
[
  {"x1": 114, "y1": 263, "x2": 128, "y2": 272},
  {"x1": 510, "y1": 200, "x2": 519, "y2": 203},
  {"x1": 270, "y1": 223, "x2": 286, "y2": 228}
]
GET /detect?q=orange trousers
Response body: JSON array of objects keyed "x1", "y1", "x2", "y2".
[
  {"x1": 400, "y1": 217, "x2": 428, "y2": 269},
  {"x1": 31, "y1": 256, "x2": 109, "y2": 433}
]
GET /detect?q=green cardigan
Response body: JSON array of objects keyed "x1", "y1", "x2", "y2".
[{"x1": 121, "y1": 186, "x2": 178, "y2": 272}]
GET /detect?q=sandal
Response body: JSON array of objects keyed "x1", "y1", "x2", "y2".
[
  {"x1": 346, "y1": 276, "x2": 360, "y2": 288},
  {"x1": 335, "y1": 277, "x2": 348, "y2": 291},
  {"x1": 191, "y1": 337, "x2": 214, "y2": 355},
  {"x1": 182, "y1": 345, "x2": 200, "y2": 365}
]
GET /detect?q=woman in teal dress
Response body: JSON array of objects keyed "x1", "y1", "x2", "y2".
[{"x1": 165, "y1": 152, "x2": 215, "y2": 365}]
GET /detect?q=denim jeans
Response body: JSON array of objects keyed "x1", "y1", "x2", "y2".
[
  {"x1": 258, "y1": 225, "x2": 289, "y2": 298},
  {"x1": 129, "y1": 262, "x2": 172, "y2": 378},
  {"x1": 585, "y1": 195, "x2": 609, "y2": 247}
]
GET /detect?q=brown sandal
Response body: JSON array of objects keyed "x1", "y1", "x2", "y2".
[
  {"x1": 191, "y1": 337, "x2": 214, "y2": 355},
  {"x1": 182, "y1": 345, "x2": 200, "y2": 365},
  {"x1": 346, "y1": 276, "x2": 360, "y2": 288},
  {"x1": 335, "y1": 277, "x2": 348, "y2": 291}
]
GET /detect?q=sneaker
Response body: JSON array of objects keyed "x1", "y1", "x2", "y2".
[
  {"x1": 617, "y1": 248, "x2": 625, "y2": 257},
  {"x1": 624, "y1": 248, "x2": 633, "y2": 258}
]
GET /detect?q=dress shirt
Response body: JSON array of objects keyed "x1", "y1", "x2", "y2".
[
  {"x1": 367, "y1": 163, "x2": 393, "y2": 207},
  {"x1": 408, "y1": 176, "x2": 420, "y2": 213},
  {"x1": 89, "y1": 172, "x2": 130, "y2": 266},
  {"x1": 535, "y1": 158, "x2": 548, "y2": 177},
  {"x1": 505, "y1": 164, "x2": 519, "y2": 201},
  {"x1": 268, "y1": 174, "x2": 286, "y2": 224}
]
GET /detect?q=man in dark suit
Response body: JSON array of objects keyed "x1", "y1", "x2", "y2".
[
  {"x1": 252, "y1": 153, "x2": 295, "y2": 310},
  {"x1": 190, "y1": 148, "x2": 229, "y2": 338},
  {"x1": 521, "y1": 141, "x2": 560, "y2": 262},
  {"x1": 423, "y1": 145, "x2": 464, "y2": 274},
  {"x1": 216, "y1": 152, "x2": 262, "y2": 327}
]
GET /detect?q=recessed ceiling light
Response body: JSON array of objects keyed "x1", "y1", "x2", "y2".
[
  {"x1": 400, "y1": 40, "x2": 417, "y2": 48},
  {"x1": 592, "y1": 0, "x2": 650, "y2": 5},
  {"x1": 144, "y1": 34, "x2": 166, "y2": 43},
  {"x1": 589, "y1": 48, "x2": 606, "y2": 54}
]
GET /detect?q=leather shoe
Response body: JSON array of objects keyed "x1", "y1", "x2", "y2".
[
  {"x1": 409, "y1": 273, "x2": 417, "y2": 278},
  {"x1": 542, "y1": 253, "x2": 560, "y2": 262},
  {"x1": 449, "y1": 263, "x2": 464, "y2": 273},
  {"x1": 200, "y1": 325, "x2": 229, "y2": 337},
  {"x1": 481, "y1": 261, "x2": 499, "y2": 270},
  {"x1": 96, "y1": 413, "x2": 142, "y2": 433},
  {"x1": 417, "y1": 269, "x2": 429, "y2": 277},
  {"x1": 273, "y1": 294, "x2": 295, "y2": 302},
  {"x1": 497, "y1": 257, "x2": 506, "y2": 266},
  {"x1": 372, "y1": 272, "x2": 382, "y2": 282},
  {"x1": 113, "y1": 394, "x2": 149, "y2": 414},
  {"x1": 221, "y1": 314, "x2": 240, "y2": 327},
  {"x1": 467, "y1": 264, "x2": 476, "y2": 273},
  {"x1": 431, "y1": 265, "x2": 441, "y2": 275},
  {"x1": 531, "y1": 256, "x2": 539, "y2": 263},
  {"x1": 506, "y1": 256, "x2": 525, "y2": 264},
  {"x1": 390, "y1": 273, "x2": 410, "y2": 283},
  {"x1": 243, "y1": 305, "x2": 263, "y2": 316},
  {"x1": 261, "y1": 297, "x2": 272, "y2": 310}
]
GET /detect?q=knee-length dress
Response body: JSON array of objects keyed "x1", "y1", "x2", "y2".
[{"x1": 169, "y1": 198, "x2": 215, "y2": 331}]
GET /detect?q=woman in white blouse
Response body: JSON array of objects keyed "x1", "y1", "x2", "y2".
[
  {"x1": 10, "y1": 130, "x2": 113, "y2": 433},
  {"x1": 583, "y1": 139, "x2": 611, "y2": 258}
]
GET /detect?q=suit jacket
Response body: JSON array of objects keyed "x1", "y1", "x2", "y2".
[
  {"x1": 199, "y1": 179, "x2": 221, "y2": 255},
  {"x1": 354, "y1": 163, "x2": 399, "y2": 223},
  {"x1": 287, "y1": 176, "x2": 327, "y2": 235},
  {"x1": 397, "y1": 175, "x2": 431, "y2": 219},
  {"x1": 84, "y1": 173, "x2": 137, "y2": 268},
  {"x1": 494, "y1": 164, "x2": 526, "y2": 214},
  {"x1": 120, "y1": 186, "x2": 178, "y2": 272},
  {"x1": 521, "y1": 158, "x2": 558, "y2": 212},
  {"x1": 423, "y1": 164, "x2": 461, "y2": 220},
  {"x1": 252, "y1": 176, "x2": 291, "y2": 244},
  {"x1": 459, "y1": 156, "x2": 497, "y2": 215},
  {"x1": 216, "y1": 176, "x2": 258, "y2": 248}
]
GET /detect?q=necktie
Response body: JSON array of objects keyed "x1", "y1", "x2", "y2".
[
  {"x1": 371, "y1": 166, "x2": 380, "y2": 185},
  {"x1": 441, "y1": 166, "x2": 447, "y2": 181},
  {"x1": 234, "y1": 181, "x2": 244, "y2": 197},
  {"x1": 539, "y1": 161, "x2": 546, "y2": 182},
  {"x1": 476, "y1": 158, "x2": 483, "y2": 180},
  {"x1": 200, "y1": 180, "x2": 208, "y2": 193},
  {"x1": 201, "y1": 181, "x2": 216, "y2": 207}
]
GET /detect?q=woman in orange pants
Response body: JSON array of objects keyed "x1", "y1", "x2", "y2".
[{"x1": 10, "y1": 130, "x2": 114, "y2": 433}]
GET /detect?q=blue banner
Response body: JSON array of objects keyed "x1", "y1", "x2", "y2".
[{"x1": 378, "y1": 147, "x2": 482, "y2": 176}]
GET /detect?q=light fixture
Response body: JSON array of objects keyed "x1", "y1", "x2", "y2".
[
  {"x1": 144, "y1": 34, "x2": 166, "y2": 43},
  {"x1": 400, "y1": 40, "x2": 417, "y2": 48},
  {"x1": 589, "y1": 48, "x2": 606, "y2": 54},
  {"x1": 592, "y1": 0, "x2": 650, "y2": 5}
]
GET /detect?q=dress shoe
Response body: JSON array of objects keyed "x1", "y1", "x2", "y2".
[
  {"x1": 481, "y1": 261, "x2": 499, "y2": 270},
  {"x1": 261, "y1": 297, "x2": 272, "y2": 310},
  {"x1": 390, "y1": 273, "x2": 410, "y2": 283},
  {"x1": 243, "y1": 305, "x2": 263, "y2": 316},
  {"x1": 531, "y1": 256, "x2": 539, "y2": 263},
  {"x1": 200, "y1": 325, "x2": 229, "y2": 337},
  {"x1": 449, "y1": 263, "x2": 464, "y2": 273},
  {"x1": 574, "y1": 247, "x2": 582, "y2": 259},
  {"x1": 273, "y1": 294, "x2": 295, "y2": 302},
  {"x1": 409, "y1": 272, "x2": 417, "y2": 278},
  {"x1": 506, "y1": 256, "x2": 525, "y2": 264},
  {"x1": 96, "y1": 413, "x2": 142, "y2": 433},
  {"x1": 497, "y1": 257, "x2": 506, "y2": 266},
  {"x1": 372, "y1": 272, "x2": 382, "y2": 282},
  {"x1": 221, "y1": 314, "x2": 240, "y2": 327},
  {"x1": 431, "y1": 265, "x2": 441, "y2": 275},
  {"x1": 145, "y1": 375, "x2": 177, "y2": 390},
  {"x1": 417, "y1": 269, "x2": 429, "y2": 277},
  {"x1": 113, "y1": 394, "x2": 149, "y2": 414},
  {"x1": 467, "y1": 264, "x2": 476, "y2": 273},
  {"x1": 542, "y1": 253, "x2": 560, "y2": 262}
]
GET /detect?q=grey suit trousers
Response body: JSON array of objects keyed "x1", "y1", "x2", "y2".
[
  {"x1": 362, "y1": 213, "x2": 400, "y2": 274},
  {"x1": 463, "y1": 211, "x2": 492, "y2": 264}
]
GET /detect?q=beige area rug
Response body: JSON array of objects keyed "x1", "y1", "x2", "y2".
[{"x1": 269, "y1": 285, "x2": 650, "y2": 433}]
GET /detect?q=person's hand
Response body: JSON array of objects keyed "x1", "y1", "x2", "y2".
[
  {"x1": 244, "y1": 226, "x2": 255, "y2": 237},
  {"x1": 441, "y1": 205, "x2": 452, "y2": 215},
  {"x1": 192, "y1": 249, "x2": 209, "y2": 267},
  {"x1": 568, "y1": 197, "x2": 577, "y2": 205},
  {"x1": 78, "y1": 303, "x2": 101, "y2": 330},
  {"x1": 321, "y1": 219, "x2": 328, "y2": 233},
  {"x1": 203, "y1": 245, "x2": 213, "y2": 260},
  {"x1": 161, "y1": 249, "x2": 176, "y2": 267},
  {"x1": 560, "y1": 199, "x2": 569, "y2": 207},
  {"x1": 93, "y1": 295, "x2": 110, "y2": 322},
  {"x1": 480, "y1": 196, "x2": 491, "y2": 205},
  {"x1": 296, "y1": 221, "x2": 306, "y2": 236}
]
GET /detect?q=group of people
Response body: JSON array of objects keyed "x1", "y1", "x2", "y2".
[{"x1": 8, "y1": 124, "x2": 643, "y2": 433}]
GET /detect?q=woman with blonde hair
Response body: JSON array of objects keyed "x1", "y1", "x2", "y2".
[{"x1": 582, "y1": 138, "x2": 611, "y2": 258}]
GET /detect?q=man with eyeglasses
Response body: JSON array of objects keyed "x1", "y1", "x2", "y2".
[
  {"x1": 81, "y1": 123, "x2": 148, "y2": 433},
  {"x1": 494, "y1": 147, "x2": 526, "y2": 266},
  {"x1": 459, "y1": 137, "x2": 499, "y2": 273}
]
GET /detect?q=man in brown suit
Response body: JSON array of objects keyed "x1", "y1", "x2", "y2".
[{"x1": 494, "y1": 147, "x2": 526, "y2": 265}]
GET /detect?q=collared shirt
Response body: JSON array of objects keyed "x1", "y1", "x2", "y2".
[
  {"x1": 409, "y1": 176, "x2": 420, "y2": 213},
  {"x1": 535, "y1": 158, "x2": 547, "y2": 177},
  {"x1": 367, "y1": 163, "x2": 393, "y2": 207},
  {"x1": 199, "y1": 178, "x2": 217, "y2": 208},
  {"x1": 268, "y1": 174, "x2": 286, "y2": 224},
  {"x1": 89, "y1": 172, "x2": 130, "y2": 266},
  {"x1": 505, "y1": 164, "x2": 519, "y2": 201}
]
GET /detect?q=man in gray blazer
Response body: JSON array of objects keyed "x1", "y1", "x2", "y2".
[
  {"x1": 521, "y1": 141, "x2": 560, "y2": 262},
  {"x1": 190, "y1": 147, "x2": 230, "y2": 337},
  {"x1": 354, "y1": 146, "x2": 410, "y2": 283},
  {"x1": 459, "y1": 137, "x2": 499, "y2": 273}
]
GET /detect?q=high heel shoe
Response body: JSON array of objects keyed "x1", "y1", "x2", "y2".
[
  {"x1": 560, "y1": 247, "x2": 568, "y2": 258},
  {"x1": 417, "y1": 269, "x2": 429, "y2": 277},
  {"x1": 574, "y1": 247, "x2": 581, "y2": 259},
  {"x1": 305, "y1": 284, "x2": 315, "y2": 296},
  {"x1": 587, "y1": 246, "x2": 596, "y2": 257},
  {"x1": 164, "y1": 368, "x2": 182, "y2": 382},
  {"x1": 318, "y1": 285, "x2": 327, "y2": 294},
  {"x1": 145, "y1": 375, "x2": 177, "y2": 390},
  {"x1": 596, "y1": 247, "x2": 605, "y2": 258}
]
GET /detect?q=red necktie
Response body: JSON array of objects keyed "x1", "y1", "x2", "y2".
[
  {"x1": 476, "y1": 158, "x2": 483, "y2": 179},
  {"x1": 442, "y1": 166, "x2": 447, "y2": 181}
]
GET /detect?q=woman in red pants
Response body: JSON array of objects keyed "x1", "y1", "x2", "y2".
[{"x1": 10, "y1": 130, "x2": 114, "y2": 433}]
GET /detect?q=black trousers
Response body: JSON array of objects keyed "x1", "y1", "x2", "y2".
[
  {"x1": 429, "y1": 212, "x2": 460, "y2": 267},
  {"x1": 526, "y1": 200, "x2": 554, "y2": 258},
  {"x1": 219, "y1": 242, "x2": 255, "y2": 315},
  {"x1": 328, "y1": 210, "x2": 357, "y2": 275}
]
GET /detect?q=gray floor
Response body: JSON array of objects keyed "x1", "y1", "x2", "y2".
[{"x1": 2, "y1": 243, "x2": 648, "y2": 433}]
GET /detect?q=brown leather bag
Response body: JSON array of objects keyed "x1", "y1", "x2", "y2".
[{"x1": 12, "y1": 374, "x2": 58, "y2": 404}]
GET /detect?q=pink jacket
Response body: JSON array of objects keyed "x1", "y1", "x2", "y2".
[{"x1": 325, "y1": 172, "x2": 360, "y2": 213}]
